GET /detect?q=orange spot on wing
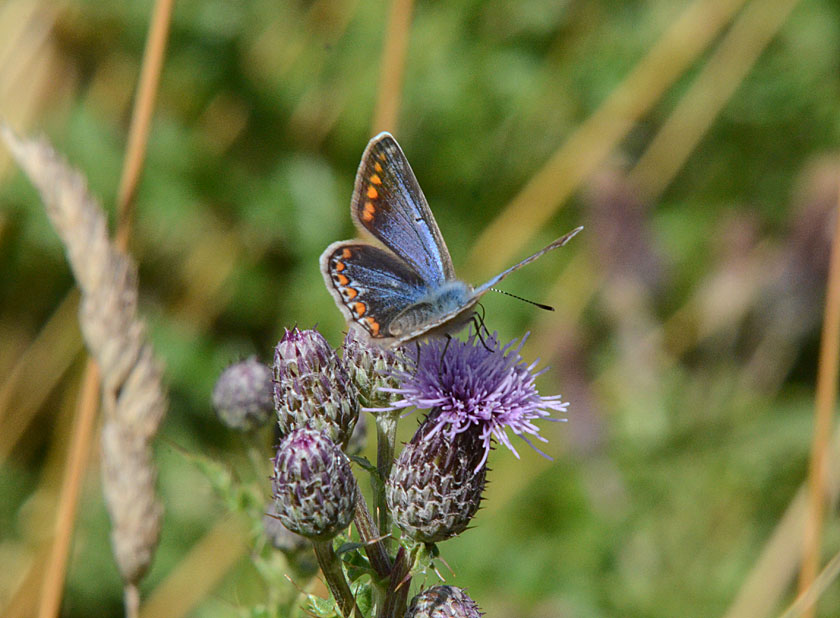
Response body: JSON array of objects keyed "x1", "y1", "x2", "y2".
[
  {"x1": 362, "y1": 201, "x2": 375, "y2": 222},
  {"x1": 345, "y1": 287, "x2": 358, "y2": 299},
  {"x1": 336, "y1": 273, "x2": 349, "y2": 286},
  {"x1": 367, "y1": 186, "x2": 378, "y2": 199},
  {"x1": 374, "y1": 162, "x2": 383, "y2": 172},
  {"x1": 342, "y1": 248, "x2": 352, "y2": 259},
  {"x1": 378, "y1": 153, "x2": 386, "y2": 161},
  {"x1": 335, "y1": 261, "x2": 345, "y2": 272},
  {"x1": 365, "y1": 317, "x2": 380, "y2": 335},
  {"x1": 370, "y1": 174, "x2": 382, "y2": 185},
  {"x1": 354, "y1": 302, "x2": 366, "y2": 316}
]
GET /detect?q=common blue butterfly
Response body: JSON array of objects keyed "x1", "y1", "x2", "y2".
[{"x1": 320, "y1": 132, "x2": 582, "y2": 346}]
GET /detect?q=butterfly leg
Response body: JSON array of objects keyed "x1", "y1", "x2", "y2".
[
  {"x1": 471, "y1": 306, "x2": 494, "y2": 352},
  {"x1": 437, "y1": 334, "x2": 454, "y2": 376}
]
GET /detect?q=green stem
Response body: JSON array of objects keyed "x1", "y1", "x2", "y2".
[{"x1": 312, "y1": 540, "x2": 358, "y2": 618}]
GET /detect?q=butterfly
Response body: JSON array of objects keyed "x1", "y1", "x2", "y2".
[{"x1": 320, "y1": 132, "x2": 582, "y2": 346}]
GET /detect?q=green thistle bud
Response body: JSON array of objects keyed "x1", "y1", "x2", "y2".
[
  {"x1": 386, "y1": 413, "x2": 486, "y2": 544},
  {"x1": 212, "y1": 356, "x2": 273, "y2": 431},
  {"x1": 406, "y1": 586, "x2": 484, "y2": 618},
  {"x1": 342, "y1": 327, "x2": 407, "y2": 408},
  {"x1": 273, "y1": 327, "x2": 359, "y2": 448},
  {"x1": 272, "y1": 428, "x2": 359, "y2": 541}
]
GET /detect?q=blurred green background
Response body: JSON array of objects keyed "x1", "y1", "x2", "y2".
[{"x1": 2, "y1": 0, "x2": 840, "y2": 616}]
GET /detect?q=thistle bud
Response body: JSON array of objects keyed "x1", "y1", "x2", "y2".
[
  {"x1": 342, "y1": 326, "x2": 407, "y2": 408},
  {"x1": 212, "y1": 357, "x2": 274, "y2": 431},
  {"x1": 262, "y1": 500, "x2": 310, "y2": 555},
  {"x1": 273, "y1": 328, "x2": 359, "y2": 448},
  {"x1": 272, "y1": 428, "x2": 359, "y2": 541},
  {"x1": 406, "y1": 586, "x2": 484, "y2": 618},
  {"x1": 386, "y1": 414, "x2": 486, "y2": 544}
]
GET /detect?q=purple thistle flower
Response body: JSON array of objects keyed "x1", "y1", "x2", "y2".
[{"x1": 382, "y1": 333, "x2": 568, "y2": 469}]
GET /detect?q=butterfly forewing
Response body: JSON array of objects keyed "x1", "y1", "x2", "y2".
[
  {"x1": 474, "y1": 226, "x2": 584, "y2": 294},
  {"x1": 320, "y1": 241, "x2": 429, "y2": 340},
  {"x1": 350, "y1": 133, "x2": 455, "y2": 285}
]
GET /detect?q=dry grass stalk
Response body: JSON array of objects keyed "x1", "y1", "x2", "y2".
[
  {"x1": 115, "y1": 0, "x2": 175, "y2": 247},
  {"x1": 0, "y1": 126, "x2": 167, "y2": 594},
  {"x1": 798, "y1": 179, "x2": 840, "y2": 615},
  {"x1": 628, "y1": 0, "x2": 805, "y2": 200},
  {"x1": 465, "y1": 0, "x2": 749, "y2": 277},
  {"x1": 372, "y1": 0, "x2": 415, "y2": 135}
]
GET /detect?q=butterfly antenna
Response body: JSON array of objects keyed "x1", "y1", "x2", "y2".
[{"x1": 489, "y1": 288, "x2": 554, "y2": 311}]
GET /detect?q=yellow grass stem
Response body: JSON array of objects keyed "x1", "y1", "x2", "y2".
[
  {"x1": 628, "y1": 0, "x2": 805, "y2": 200},
  {"x1": 37, "y1": 364, "x2": 101, "y2": 618},
  {"x1": 372, "y1": 0, "x2": 415, "y2": 135},
  {"x1": 116, "y1": 0, "x2": 176, "y2": 248},
  {"x1": 16, "y1": 2, "x2": 175, "y2": 617},
  {"x1": 139, "y1": 517, "x2": 249, "y2": 618},
  {"x1": 466, "y1": 0, "x2": 748, "y2": 278},
  {"x1": 798, "y1": 177, "x2": 840, "y2": 615}
]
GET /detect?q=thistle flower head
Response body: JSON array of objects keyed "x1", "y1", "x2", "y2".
[
  {"x1": 212, "y1": 356, "x2": 274, "y2": 431},
  {"x1": 386, "y1": 415, "x2": 486, "y2": 544},
  {"x1": 273, "y1": 327, "x2": 359, "y2": 448},
  {"x1": 271, "y1": 428, "x2": 359, "y2": 541},
  {"x1": 406, "y1": 585, "x2": 484, "y2": 618},
  {"x1": 385, "y1": 333, "x2": 567, "y2": 468}
]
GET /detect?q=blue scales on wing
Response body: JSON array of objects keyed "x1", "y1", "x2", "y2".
[
  {"x1": 320, "y1": 241, "x2": 430, "y2": 339},
  {"x1": 350, "y1": 133, "x2": 456, "y2": 286}
]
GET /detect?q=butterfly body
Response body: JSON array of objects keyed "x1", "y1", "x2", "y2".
[
  {"x1": 388, "y1": 280, "x2": 477, "y2": 340},
  {"x1": 320, "y1": 132, "x2": 581, "y2": 346}
]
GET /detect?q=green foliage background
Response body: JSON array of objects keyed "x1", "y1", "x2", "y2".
[{"x1": 1, "y1": 0, "x2": 840, "y2": 616}]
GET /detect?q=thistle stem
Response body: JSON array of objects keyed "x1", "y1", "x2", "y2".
[
  {"x1": 312, "y1": 540, "x2": 358, "y2": 618},
  {"x1": 378, "y1": 547, "x2": 411, "y2": 618},
  {"x1": 354, "y1": 486, "x2": 392, "y2": 617}
]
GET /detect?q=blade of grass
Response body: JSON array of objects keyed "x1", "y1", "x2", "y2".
[
  {"x1": 138, "y1": 516, "x2": 249, "y2": 618},
  {"x1": 723, "y1": 192, "x2": 840, "y2": 617},
  {"x1": 115, "y1": 0, "x2": 175, "y2": 249},
  {"x1": 3, "y1": 546, "x2": 51, "y2": 618},
  {"x1": 37, "y1": 364, "x2": 101, "y2": 618},
  {"x1": 0, "y1": 292, "x2": 82, "y2": 463},
  {"x1": 781, "y1": 548, "x2": 840, "y2": 618},
  {"x1": 371, "y1": 0, "x2": 414, "y2": 134},
  {"x1": 35, "y1": 0, "x2": 175, "y2": 616},
  {"x1": 797, "y1": 177, "x2": 840, "y2": 615},
  {"x1": 724, "y1": 487, "x2": 808, "y2": 618},
  {"x1": 628, "y1": 0, "x2": 804, "y2": 200},
  {"x1": 465, "y1": 0, "x2": 748, "y2": 278}
]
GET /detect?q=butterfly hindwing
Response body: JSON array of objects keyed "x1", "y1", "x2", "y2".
[
  {"x1": 350, "y1": 132, "x2": 455, "y2": 286},
  {"x1": 320, "y1": 241, "x2": 430, "y2": 340}
]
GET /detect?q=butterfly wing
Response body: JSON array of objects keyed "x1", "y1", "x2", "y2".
[
  {"x1": 473, "y1": 226, "x2": 583, "y2": 294},
  {"x1": 350, "y1": 132, "x2": 455, "y2": 286},
  {"x1": 320, "y1": 240, "x2": 431, "y2": 341}
]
